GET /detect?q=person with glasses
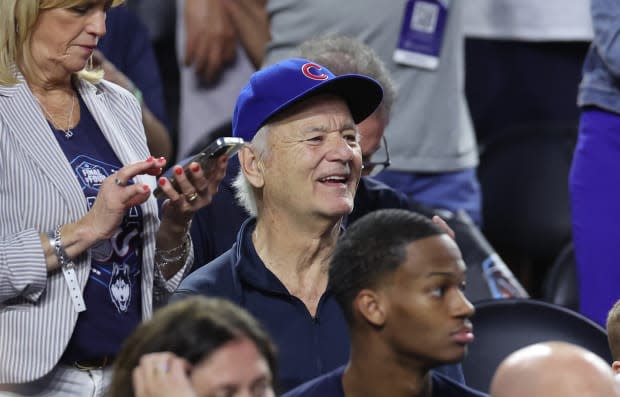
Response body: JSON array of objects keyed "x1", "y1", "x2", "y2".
[
  {"x1": 173, "y1": 56, "x2": 385, "y2": 392},
  {"x1": 362, "y1": 135, "x2": 391, "y2": 177},
  {"x1": 182, "y1": 35, "x2": 401, "y2": 272},
  {"x1": 183, "y1": 37, "x2": 525, "y2": 307},
  {"x1": 176, "y1": 35, "x2": 497, "y2": 391}
]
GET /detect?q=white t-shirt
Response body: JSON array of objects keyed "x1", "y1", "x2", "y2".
[
  {"x1": 464, "y1": 0, "x2": 593, "y2": 41},
  {"x1": 265, "y1": 0, "x2": 478, "y2": 173}
]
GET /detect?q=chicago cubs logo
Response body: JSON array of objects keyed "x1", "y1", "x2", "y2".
[{"x1": 302, "y1": 63, "x2": 329, "y2": 81}]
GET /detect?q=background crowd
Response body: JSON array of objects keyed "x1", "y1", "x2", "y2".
[{"x1": 2, "y1": 0, "x2": 620, "y2": 396}]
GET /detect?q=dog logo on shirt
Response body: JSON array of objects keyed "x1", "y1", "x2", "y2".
[{"x1": 109, "y1": 262, "x2": 131, "y2": 313}]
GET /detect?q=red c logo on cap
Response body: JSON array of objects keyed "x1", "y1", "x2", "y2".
[{"x1": 302, "y1": 63, "x2": 329, "y2": 81}]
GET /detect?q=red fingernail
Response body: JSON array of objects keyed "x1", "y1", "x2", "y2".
[
  {"x1": 146, "y1": 156, "x2": 154, "y2": 162},
  {"x1": 147, "y1": 167, "x2": 162, "y2": 176},
  {"x1": 191, "y1": 163, "x2": 200, "y2": 172},
  {"x1": 158, "y1": 178, "x2": 166, "y2": 186},
  {"x1": 174, "y1": 166, "x2": 183, "y2": 175},
  {"x1": 142, "y1": 185, "x2": 150, "y2": 192}
]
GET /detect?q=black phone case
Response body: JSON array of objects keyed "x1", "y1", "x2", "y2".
[{"x1": 153, "y1": 137, "x2": 244, "y2": 199}]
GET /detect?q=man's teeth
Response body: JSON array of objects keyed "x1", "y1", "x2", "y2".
[{"x1": 320, "y1": 176, "x2": 347, "y2": 182}]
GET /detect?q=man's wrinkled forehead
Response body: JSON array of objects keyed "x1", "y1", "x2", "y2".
[{"x1": 267, "y1": 93, "x2": 353, "y2": 127}]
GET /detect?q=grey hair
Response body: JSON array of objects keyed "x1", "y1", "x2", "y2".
[
  {"x1": 296, "y1": 35, "x2": 396, "y2": 116},
  {"x1": 233, "y1": 124, "x2": 270, "y2": 217}
]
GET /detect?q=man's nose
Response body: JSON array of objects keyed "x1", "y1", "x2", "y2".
[{"x1": 325, "y1": 135, "x2": 358, "y2": 162}]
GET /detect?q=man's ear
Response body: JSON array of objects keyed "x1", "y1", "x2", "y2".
[
  {"x1": 354, "y1": 289, "x2": 387, "y2": 327},
  {"x1": 238, "y1": 146, "x2": 265, "y2": 188},
  {"x1": 612, "y1": 360, "x2": 620, "y2": 374}
]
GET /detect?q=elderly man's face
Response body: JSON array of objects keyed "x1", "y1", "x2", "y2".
[{"x1": 260, "y1": 94, "x2": 362, "y2": 221}]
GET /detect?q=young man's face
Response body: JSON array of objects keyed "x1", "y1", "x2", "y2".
[{"x1": 380, "y1": 234, "x2": 475, "y2": 367}]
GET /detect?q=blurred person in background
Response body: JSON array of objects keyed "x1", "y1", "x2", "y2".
[{"x1": 107, "y1": 297, "x2": 277, "y2": 397}]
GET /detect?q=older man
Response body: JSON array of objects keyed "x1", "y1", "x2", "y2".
[
  {"x1": 490, "y1": 342, "x2": 620, "y2": 397},
  {"x1": 172, "y1": 57, "x2": 382, "y2": 392},
  {"x1": 185, "y1": 36, "x2": 397, "y2": 270}
]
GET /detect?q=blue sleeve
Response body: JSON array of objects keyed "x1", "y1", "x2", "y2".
[
  {"x1": 188, "y1": 157, "x2": 251, "y2": 272},
  {"x1": 99, "y1": 6, "x2": 170, "y2": 129},
  {"x1": 591, "y1": 0, "x2": 620, "y2": 77}
]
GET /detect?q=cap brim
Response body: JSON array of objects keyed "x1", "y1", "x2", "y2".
[{"x1": 265, "y1": 74, "x2": 384, "y2": 126}]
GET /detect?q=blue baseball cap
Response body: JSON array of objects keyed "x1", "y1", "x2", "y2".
[{"x1": 232, "y1": 58, "x2": 384, "y2": 141}]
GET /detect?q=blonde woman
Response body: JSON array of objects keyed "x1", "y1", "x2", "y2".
[{"x1": 0, "y1": 1, "x2": 226, "y2": 395}]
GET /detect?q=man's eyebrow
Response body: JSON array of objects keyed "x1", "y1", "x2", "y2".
[
  {"x1": 301, "y1": 125, "x2": 329, "y2": 133},
  {"x1": 251, "y1": 374, "x2": 272, "y2": 387},
  {"x1": 341, "y1": 122, "x2": 356, "y2": 131},
  {"x1": 426, "y1": 271, "x2": 463, "y2": 279},
  {"x1": 301, "y1": 122, "x2": 357, "y2": 133}
]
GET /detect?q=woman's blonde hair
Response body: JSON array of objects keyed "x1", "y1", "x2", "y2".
[{"x1": 0, "y1": 0, "x2": 123, "y2": 86}]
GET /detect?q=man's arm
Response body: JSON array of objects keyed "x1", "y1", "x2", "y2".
[
  {"x1": 182, "y1": 0, "x2": 238, "y2": 83},
  {"x1": 222, "y1": 0, "x2": 270, "y2": 68}
]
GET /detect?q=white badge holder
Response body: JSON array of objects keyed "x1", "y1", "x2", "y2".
[{"x1": 62, "y1": 262, "x2": 86, "y2": 312}]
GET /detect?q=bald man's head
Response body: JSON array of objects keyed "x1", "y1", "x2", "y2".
[{"x1": 490, "y1": 342, "x2": 620, "y2": 397}]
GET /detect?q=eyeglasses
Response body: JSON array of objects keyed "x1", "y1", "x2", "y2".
[{"x1": 362, "y1": 136, "x2": 391, "y2": 177}]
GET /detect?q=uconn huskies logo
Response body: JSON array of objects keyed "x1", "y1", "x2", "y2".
[
  {"x1": 109, "y1": 263, "x2": 131, "y2": 313},
  {"x1": 301, "y1": 63, "x2": 329, "y2": 81}
]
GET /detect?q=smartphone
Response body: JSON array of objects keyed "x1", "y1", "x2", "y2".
[{"x1": 153, "y1": 137, "x2": 245, "y2": 199}]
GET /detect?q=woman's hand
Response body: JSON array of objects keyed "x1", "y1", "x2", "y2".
[
  {"x1": 153, "y1": 155, "x2": 227, "y2": 279},
  {"x1": 132, "y1": 352, "x2": 196, "y2": 397},
  {"x1": 157, "y1": 155, "x2": 229, "y2": 228},
  {"x1": 79, "y1": 157, "x2": 166, "y2": 243}
]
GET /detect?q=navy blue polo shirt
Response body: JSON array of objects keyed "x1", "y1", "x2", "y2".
[
  {"x1": 183, "y1": 160, "x2": 465, "y2": 389},
  {"x1": 282, "y1": 366, "x2": 489, "y2": 397},
  {"x1": 188, "y1": 156, "x2": 249, "y2": 272},
  {"x1": 172, "y1": 218, "x2": 350, "y2": 393}
]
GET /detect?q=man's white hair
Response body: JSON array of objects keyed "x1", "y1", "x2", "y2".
[{"x1": 233, "y1": 124, "x2": 270, "y2": 217}]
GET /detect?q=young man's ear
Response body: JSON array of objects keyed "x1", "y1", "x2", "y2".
[
  {"x1": 238, "y1": 145, "x2": 265, "y2": 188},
  {"x1": 612, "y1": 360, "x2": 620, "y2": 374},
  {"x1": 354, "y1": 289, "x2": 387, "y2": 327}
]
